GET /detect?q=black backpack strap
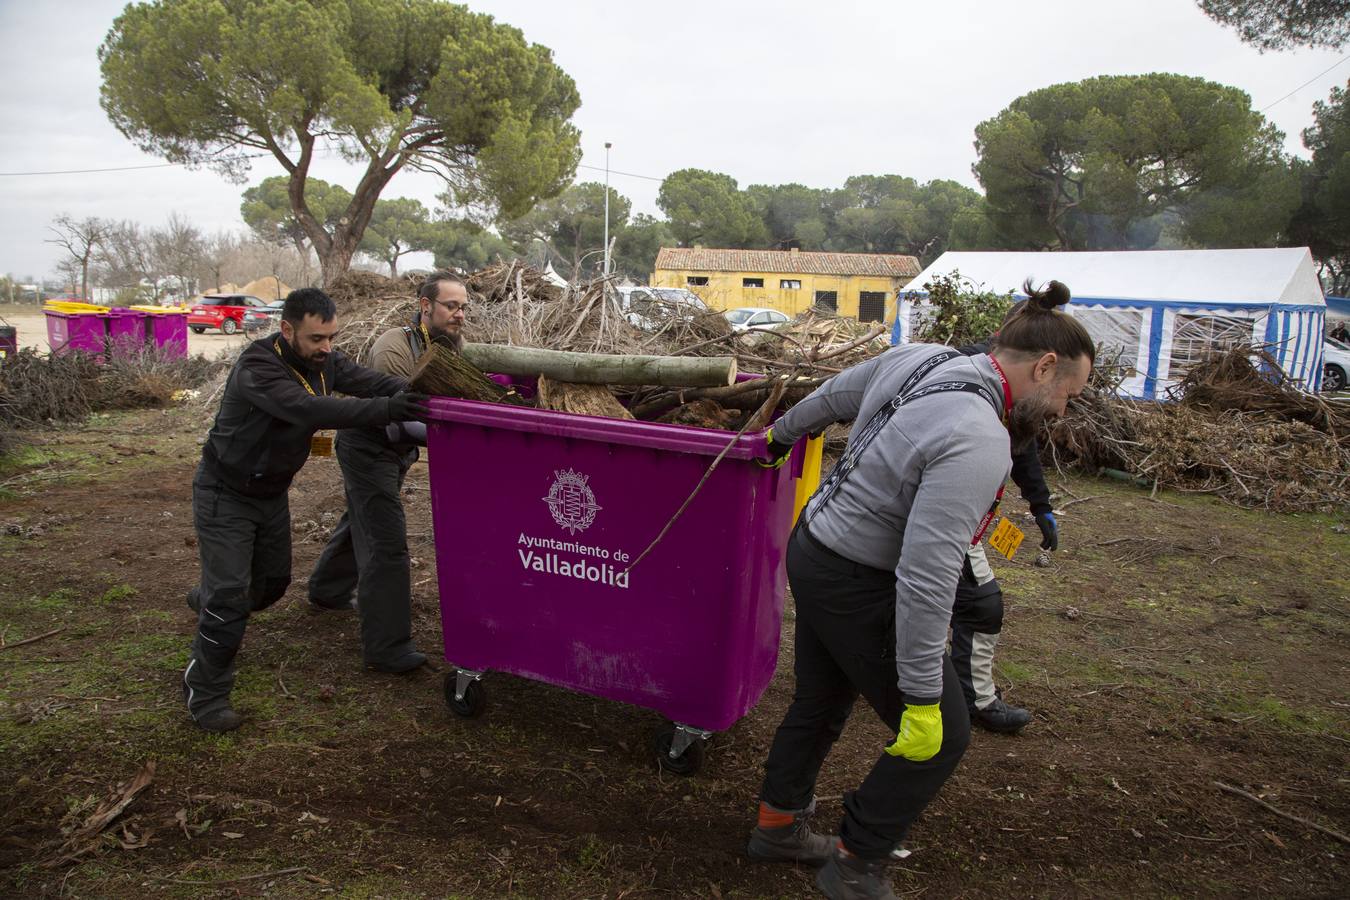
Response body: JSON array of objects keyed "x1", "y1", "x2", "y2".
[{"x1": 805, "y1": 352, "x2": 999, "y2": 528}]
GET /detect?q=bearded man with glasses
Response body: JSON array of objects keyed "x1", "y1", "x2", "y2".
[{"x1": 307, "y1": 271, "x2": 470, "y2": 673}]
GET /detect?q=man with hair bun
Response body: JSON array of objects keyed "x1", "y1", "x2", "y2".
[
  {"x1": 745, "y1": 279, "x2": 1092, "y2": 900},
  {"x1": 308, "y1": 271, "x2": 470, "y2": 674},
  {"x1": 184, "y1": 287, "x2": 430, "y2": 733}
]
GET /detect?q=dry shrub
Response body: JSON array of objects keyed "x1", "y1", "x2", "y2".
[{"x1": 1046, "y1": 345, "x2": 1350, "y2": 512}]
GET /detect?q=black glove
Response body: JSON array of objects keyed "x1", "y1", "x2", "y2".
[
  {"x1": 757, "y1": 425, "x2": 794, "y2": 469},
  {"x1": 1035, "y1": 511, "x2": 1058, "y2": 551},
  {"x1": 388, "y1": 392, "x2": 430, "y2": 422}
]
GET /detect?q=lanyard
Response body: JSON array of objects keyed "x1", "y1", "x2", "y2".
[
  {"x1": 273, "y1": 339, "x2": 327, "y2": 397},
  {"x1": 987, "y1": 355, "x2": 1013, "y2": 421}
]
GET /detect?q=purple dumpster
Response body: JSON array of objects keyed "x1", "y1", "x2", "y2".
[
  {"x1": 0, "y1": 325, "x2": 15, "y2": 363},
  {"x1": 106, "y1": 308, "x2": 149, "y2": 355},
  {"x1": 44, "y1": 310, "x2": 109, "y2": 356},
  {"x1": 424, "y1": 396, "x2": 808, "y2": 774},
  {"x1": 144, "y1": 312, "x2": 188, "y2": 358}
]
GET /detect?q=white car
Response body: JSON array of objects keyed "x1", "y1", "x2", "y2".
[
  {"x1": 724, "y1": 307, "x2": 790, "y2": 333},
  {"x1": 616, "y1": 286, "x2": 710, "y2": 331},
  {"x1": 1324, "y1": 337, "x2": 1350, "y2": 392}
]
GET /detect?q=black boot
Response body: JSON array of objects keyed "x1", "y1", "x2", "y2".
[
  {"x1": 816, "y1": 842, "x2": 898, "y2": 900},
  {"x1": 972, "y1": 696, "x2": 1031, "y2": 733}
]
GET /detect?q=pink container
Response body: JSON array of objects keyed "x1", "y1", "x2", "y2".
[
  {"x1": 106, "y1": 308, "x2": 149, "y2": 355},
  {"x1": 44, "y1": 311, "x2": 109, "y2": 355},
  {"x1": 425, "y1": 396, "x2": 805, "y2": 772},
  {"x1": 145, "y1": 312, "x2": 188, "y2": 357}
]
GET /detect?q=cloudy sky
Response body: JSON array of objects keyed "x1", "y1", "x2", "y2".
[{"x1": 1, "y1": 0, "x2": 1346, "y2": 279}]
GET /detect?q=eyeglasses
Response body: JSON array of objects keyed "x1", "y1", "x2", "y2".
[{"x1": 433, "y1": 300, "x2": 471, "y2": 314}]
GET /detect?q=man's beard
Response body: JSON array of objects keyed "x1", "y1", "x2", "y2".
[
  {"x1": 428, "y1": 327, "x2": 463, "y2": 352},
  {"x1": 1006, "y1": 389, "x2": 1056, "y2": 453}
]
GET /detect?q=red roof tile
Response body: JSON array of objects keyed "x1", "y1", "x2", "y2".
[{"x1": 654, "y1": 247, "x2": 920, "y2": 278}]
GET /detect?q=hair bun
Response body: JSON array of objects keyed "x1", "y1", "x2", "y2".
[{"x1": 1021, "y1": 278, "x2": 1071, "y2": 311}]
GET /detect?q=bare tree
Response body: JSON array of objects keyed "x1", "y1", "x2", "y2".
[
  {"x1": 197, "y1": 231, "x2": 239, "y2": 294},
  {"x1": 152, "y1": 212, "x2": 204, "y2": 301},
  {"x1": 46, "y1": 215, "x2": 112, "y2": 301},
  {"x1": 97, "y1": 220, "x2": 160, "y2": 301}
]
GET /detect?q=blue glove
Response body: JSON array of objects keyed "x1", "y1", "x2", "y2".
[{"x1": 1035, "y1": 511, "x2": 1058, "y2": 551}]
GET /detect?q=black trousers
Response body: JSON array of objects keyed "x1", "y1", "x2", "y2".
[
  {"x1": 950, "y1": 544, "x2": 1005, "y2": 712},
  {"x1": 307, "y1": 428, "x2": 418, "y2": 665},
  {"x1": 184, "y1": 463, "x2": 292, "y2": 718},
  {"x1": 760, "y1": 527, "x2": 971, "y2": 860}
]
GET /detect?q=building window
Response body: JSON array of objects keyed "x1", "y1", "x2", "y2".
[
  {"x1": 815, "y1": 291, "x2": 837, "y2": 312},
  {"x1": 780, "y1": 279, "x2": 802, "y2": 290},
  {"x1": 858, "y1": 291, "x2": 887, "y2": 323},
  {"x1": 743, "y1": 277, "x2": 764, "y2": 288},
  {"x1": 686, "y1": 276, "x2": 709, "y2": 286}
]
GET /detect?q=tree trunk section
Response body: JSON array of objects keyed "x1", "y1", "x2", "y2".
[
  {"x1": 409, "y1": 344, "x2": 518, "y2": 402},
  {"x1": 461, "y1": 344, "x2": 737, "y2": 387},
  {"x1": 536, "y1": 376, "x2": 634, "y2": 420}
]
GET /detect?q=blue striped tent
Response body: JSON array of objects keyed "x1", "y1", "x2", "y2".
[{"x1": 892, "y1": 249, "x2": 1328, "y2": 398}]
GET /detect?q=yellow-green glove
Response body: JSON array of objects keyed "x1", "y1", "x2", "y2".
[
  {"x1": 884, "y1": 703, "x2": 942, "y2": 761},
  {"x1": 756, "y1": 425, "x2": 793, "y2": 469}
]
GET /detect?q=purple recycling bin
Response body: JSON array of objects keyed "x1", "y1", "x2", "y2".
[
  {"x1": 145, "y1": 312, "x2": 188, "y2": 357},
  {"x1": 106, "y1": 308, "x2": 149, "y2": 355},
  {"x1": 45, "y1": 311, "x2": 109, "y2": 355},
  {"x1": 425, "y1": 396, "x2": 805, "y2": 771}
]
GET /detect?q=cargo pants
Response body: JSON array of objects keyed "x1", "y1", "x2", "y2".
[
  {"x1": 183, "y1": 463, "x2": 292, "y2": 719},
  {"x1": 307, "y1": 428, "x2": 419, "y2": 667},
  {"x1": 950, "y1": 542, "x2": 1004, "y2": 712},
  {"x1": 760, "y1": 526, "x2": 972, "y2": 860}
]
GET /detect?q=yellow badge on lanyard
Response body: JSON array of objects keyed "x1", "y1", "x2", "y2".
[
  {"x1": 310, "y1": 433, "x2": 334, "y2": 457},
  {"x1": 988, "y1": 517, "x2": 1026, "y2": 560}
]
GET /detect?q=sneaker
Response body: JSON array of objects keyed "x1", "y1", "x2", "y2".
[
  {"x1": 746, "y1": 798, "x2": 834, "y2": 866},
  {"x1": 972, "y1": 697, "x2": 1031, "y2": 733},
  {"x1": 366, "y1": 649, "x2": 427, "y2": 674},
  {"x1": 194, "y1": 707, "x2": 243, "y2": 733},
  {"x1": 816, "y1": 843, "x2": 898, "y2": 900}
]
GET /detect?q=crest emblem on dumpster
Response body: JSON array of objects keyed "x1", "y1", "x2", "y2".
[{"x1": 543, "y1": 468, "x2": 602, "y2": 535}]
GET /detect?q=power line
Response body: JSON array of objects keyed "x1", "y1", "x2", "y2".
[
  {"x1": 1260, "y1": 53, "x2": 1350, "y2": 112},
  {"x1": 576, "y1": 163, "x2": 664, "y2": 182}
]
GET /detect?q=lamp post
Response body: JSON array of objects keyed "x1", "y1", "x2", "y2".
[{"x1": 602, "y1": 141, "x2": 612, "y2": 278}]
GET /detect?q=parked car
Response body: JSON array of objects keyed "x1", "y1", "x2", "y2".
[
  {"x1": 724, "y1": 306, "x2": 790, "y2": 333},
  {"x1": 188, "y1": 294, "x2": 269, "y2": 335},
  {"x1": 1324, "y1": 337, "x2": 1350, "y2": 392},
  {"x1": 616, "y1": 286, "x2": 709, "y2": 331},
  {"x1": 242, "y1": 300, "x2": 286, "y2": 336}
]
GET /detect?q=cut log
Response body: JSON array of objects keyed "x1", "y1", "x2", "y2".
[
  {"x1": 536, "y1": 375, "x2": 634, "y2": 420},
  {"x1": 462, "y1": 343, "x2": 736, "y2": 388},
  {"x1": 656, "y1": 399, "x2": 736, "y2": 430},
  {"x1": 409, "y1": 344, "x2": 513, "y2": 402}
]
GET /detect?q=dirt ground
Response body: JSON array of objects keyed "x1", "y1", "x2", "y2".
[
  {"x1": 0, "y1": 305, "x2": 247, "y2": 358},
  {"x1": 0, "y1": 406, "x2": 1346, "y2": 898}
]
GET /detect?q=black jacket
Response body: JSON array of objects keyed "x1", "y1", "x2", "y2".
[
  {"x1": 201, "y1": 333, "x2": 407, "y2": 497},
  {"x1": 958, "y1": 339, "x2": 1053, "y2": 517}
]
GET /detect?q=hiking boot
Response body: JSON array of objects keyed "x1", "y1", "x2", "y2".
[
  {"x1": 816, "y1": 843, "x2": 898, "y2": 900},
  {"x1": 308, "y1": 594, "x2": 355, "y2": 613},
  {"x1": 972, "y1": 696, "x2": 1031, "y2": 733},
  {"x1": 366, "y1": 649, "x2": 427, "y2": 674},
  {"x1": 746, "y1": 798, "x2": 834, "y2": 866},
  {"x1": 194, "y1": 706, "x2": 243, "y2": 733}
]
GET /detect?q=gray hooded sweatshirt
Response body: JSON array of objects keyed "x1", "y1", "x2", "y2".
[{"x1": 771, "y1": 343, "x2": 1012, "y2": 704}]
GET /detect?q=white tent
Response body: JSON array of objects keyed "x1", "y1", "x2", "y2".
[{"x1": 893, "y1": 249, "x2": 1328, "y2": 398}]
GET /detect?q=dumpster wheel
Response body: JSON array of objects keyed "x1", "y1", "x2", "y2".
[
  {"x1": 443, "y1": 669, "x2": 486, "y2": 718},
  {"x1": 652, "y1": 722, "x2": 708, "y2": 776}
]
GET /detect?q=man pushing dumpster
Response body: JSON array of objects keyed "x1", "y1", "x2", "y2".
[
  {"x1": 183, "y1": 288, "x2": 428, "y2": 733},
  {"x1": 746, "y1": 280, "x2": 1093, "y2": 899},
  {"x1": 307, "y1": 271, "x2": 469, "y2": 673}
]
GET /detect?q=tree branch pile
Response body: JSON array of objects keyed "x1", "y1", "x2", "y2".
[{"x1": 1045, "y1": 345, "x2": 1350, "y2": 512}]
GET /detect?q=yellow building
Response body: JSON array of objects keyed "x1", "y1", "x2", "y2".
[{"x1": 652, "y1": 247, "x2": 921, "y2": 322}]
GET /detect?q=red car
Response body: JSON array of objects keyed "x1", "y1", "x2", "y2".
[{"x1": 188, "y1": 294, "x2": 269, "y2": 335}]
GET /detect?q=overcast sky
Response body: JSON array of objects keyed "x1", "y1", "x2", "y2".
[{"x1": 1, "y1": 0, "x2": 1346, "y2": 279}]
